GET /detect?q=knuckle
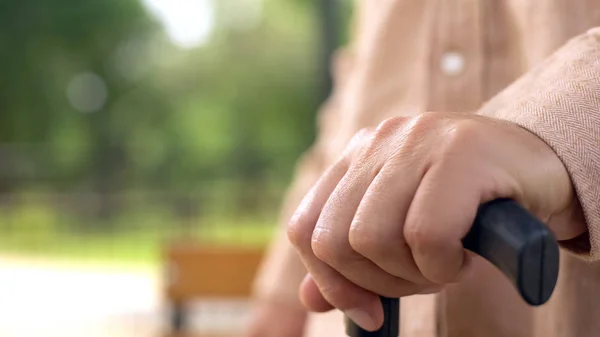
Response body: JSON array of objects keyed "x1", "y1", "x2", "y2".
[
  {"x1": 405, "y1": 112, "x2": 443, "y2": 138},
  {"x1": 439, "y1": 119, "x2": 482, "y2": 157},
  {"x1": 356, "y1": 117, "x2": 407, "y2": 165},
  {"x1": 354, "y1": 127, "x2": 374, "y2": 140},
  {"x1": 404, "y1": 223, "x2": 440, "y2": 253},
  {"x1": 311, "y1": 228, "x2": 346, "y2": 265},
  {"x1": 348, "y1": 128, "x2": 373, "y2": 148},
  {"x1": 390, "y1": 112, "x2": 444, "y2": 156},
  {"x1": 287, "y1": 213, "x2": 313, "y2": 250},
  {"x1": 348, "y1": 220, "x2": 381, "y2": 257},
  {"x1": 374, "y1": 116, "x2": 406, "y2": 140},
  {"x1": 411, "y1": 111, "x2": 444, "y2": 130},
  {"x1": 344, "y1": 128, "x2": 374, "y2": 159}
]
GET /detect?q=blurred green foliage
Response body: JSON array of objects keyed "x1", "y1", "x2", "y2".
[
  {"x1": 0, "y1": 0, "x2": 352, "y2": 259},
  {"x1": 1, "y1": 0, "x2": 319, "y2": 187}
]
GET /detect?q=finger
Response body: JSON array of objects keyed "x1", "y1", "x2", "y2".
[
  {"x1": 299, "y1": 274, "x2": 334, "y2": 312},
  {"x1": 300, "y1": 274, "x2": 383, "y2": 332},
  {"x1": 288, "y1": 133, "x2": 384, "y2": 331},
  {"x1": 348, "y1": 159, "x2": 431, "y2": 285},
  {"x1": 288, "y1": 128, "x2": 371, "y2": 245},
  {"x1": 311, "y1": 124, "x2": 427, "y2": 298},
  {"x1": 404, "y1": 161, "x2": 483, "y2": 284},
  {"x1": 311, "y1": 161, "x2": 426, "y2": 297}
]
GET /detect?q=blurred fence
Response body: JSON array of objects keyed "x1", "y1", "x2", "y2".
[
  {"x1": 0, "y1": 180, "x2": 282, "y2": 264},
  {"x1": 0, "y1": 180, "x2": 280, "y2": 335}
]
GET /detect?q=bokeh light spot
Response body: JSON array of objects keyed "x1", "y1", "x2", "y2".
[{"x1": 66, "y1": 72, "x2": 108, "y2": 113}]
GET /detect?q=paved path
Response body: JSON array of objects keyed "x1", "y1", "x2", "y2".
[{"x1": 0, "y1": 256, "x2": 249, "y2": 337}]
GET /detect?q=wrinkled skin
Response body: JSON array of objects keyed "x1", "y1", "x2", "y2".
[{"x1": 287, "y1": 112, "x2": 585, "y2": 331}]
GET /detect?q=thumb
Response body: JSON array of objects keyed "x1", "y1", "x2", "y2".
[
  {"x1": 299, "y1": 274, "x2": 384, "y2": 332},
  {"x1": 299, "y1": 274, "x2": 335, "y2": 312}
]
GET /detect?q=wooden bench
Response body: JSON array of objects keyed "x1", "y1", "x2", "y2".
[{"x1": 162, "y1": 241, "x2": 265, "y2": 337}]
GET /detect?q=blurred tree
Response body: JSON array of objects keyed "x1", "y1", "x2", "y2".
[
  {"x1": 149, "y1": 0, "x2": 325, "y2": 213},
  {"x1": 0, "y1": 0, "x2": 354, "y2": 229},
  {"x1": 0, "y1": 0, "x2": 161, "y2": 199}
]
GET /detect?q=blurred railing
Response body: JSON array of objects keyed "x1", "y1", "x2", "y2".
[
  {"x1": 0, "y1": 132, "x2": 287, "y2": 335},
  {"x1": 0, "y1": 188, "x2": 281, "y2": 261}
]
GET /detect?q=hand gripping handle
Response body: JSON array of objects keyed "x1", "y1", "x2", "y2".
[{"x1": 345, "y1": 199, "x2": 560, "y2": 337}]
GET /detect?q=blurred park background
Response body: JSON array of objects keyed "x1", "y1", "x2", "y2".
[{"x1": 0, "y1": 0, "x2": 352, "y2": 336}]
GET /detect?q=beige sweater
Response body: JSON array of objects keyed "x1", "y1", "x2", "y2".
[{"x1": 253, "y1": 1, "x2": 600, "y2": 336}]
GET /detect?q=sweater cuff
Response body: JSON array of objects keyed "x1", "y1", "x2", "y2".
[{"x1": 477, "y1": 28, "x2": 600, "y2": 260}]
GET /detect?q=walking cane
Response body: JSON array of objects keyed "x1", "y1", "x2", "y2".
[{"x1": 344, "y1": 198, "x2": 560, "y2": 337}]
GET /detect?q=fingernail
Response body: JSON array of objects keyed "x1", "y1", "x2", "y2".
[{"x1": 345, "y1": 308, "x2": 378, "y2": 331}]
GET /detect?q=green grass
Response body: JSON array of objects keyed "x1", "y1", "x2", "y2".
[
  {"x1": 0, "y1": 212, "x2": 276, "y2": 268},
  {"x1": 0, "y1": 192, "x2": 279, "y2": 267}
]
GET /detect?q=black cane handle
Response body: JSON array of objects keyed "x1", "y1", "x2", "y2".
[{"x1": 345, "y1": 198, "x2": 560, "y2": 337}]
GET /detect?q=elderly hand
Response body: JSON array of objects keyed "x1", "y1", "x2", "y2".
[{"x1": 287, "y1": 112, "x2": 585, "y2": 331}]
